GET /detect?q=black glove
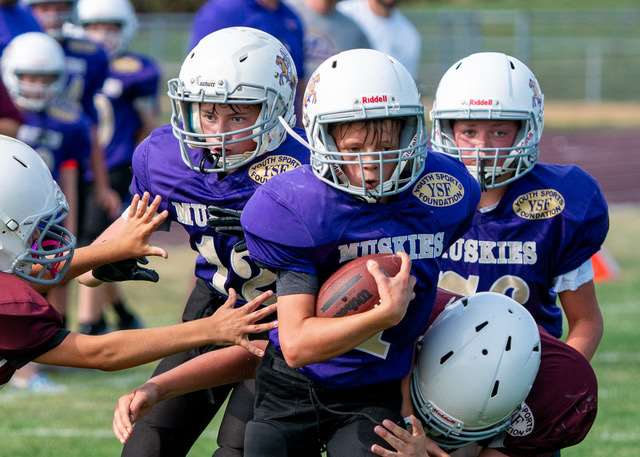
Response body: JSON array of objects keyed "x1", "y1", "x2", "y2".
[
  {"x1": 92, "y1": 256, "x2": 159, "y2": 283},
  {"x1": 207, "y1": 205, "x2": 247, "y2": 252}
]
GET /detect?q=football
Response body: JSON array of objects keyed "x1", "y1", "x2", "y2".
[{"x1": 316, "y1": 254, "x2": 403, "y2": 318}]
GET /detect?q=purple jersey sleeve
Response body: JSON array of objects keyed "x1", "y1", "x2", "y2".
[
  {"x1": 553, "y1": 167, "x2": 609, "y2": 276},
  {"x1": 189, "y1": 0, "x2": 243, "y2": 50},
  {"x1": 129, "y1": 134, "x2": 152, "y2": 197},
  {"x1": 0, "y1": 5, "x2": 41, "y2": 53},
  {"x1": 0, "y1": 273, "x2": 70, "y2": 385}
]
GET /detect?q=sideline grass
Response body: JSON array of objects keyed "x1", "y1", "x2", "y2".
[{"x1": 1, "y1": 207, "x2": 638, "y2": 456}]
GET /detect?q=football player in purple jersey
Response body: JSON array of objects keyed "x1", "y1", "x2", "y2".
[
  {"x1": 80, "y1": 27, "x2": 309, "y2": 457},
  {"x1": 233, "y1": 48, "x2": 479, "y2": 456},
  {"x1": 370, "y1": 53, "x2": 602, "y2": 457},
  {"x1": 73, "y1": 0, "x2": 160, "y2": 336},
  {"x1": 26, "y1": 0, "x2": 121, "y2": 237},
  {"x1": 0, "y1": 136, "x2": 278, "y2": 392}
]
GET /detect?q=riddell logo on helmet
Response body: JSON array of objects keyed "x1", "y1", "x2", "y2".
[
  {"x1": 361, "y1": 95, "x2": 388, "y2": 104},
  {"x1": 469, "y1": 99, "x2": 494, "y2": 106}
]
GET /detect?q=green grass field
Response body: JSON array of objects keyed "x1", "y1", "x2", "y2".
[{"x1": 1, "y1": 206, "x2": 638, "y2": 456}]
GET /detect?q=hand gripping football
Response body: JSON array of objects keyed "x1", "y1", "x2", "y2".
[{"x1": 316, "y1": 254, "x2": 403, "y2": 318}]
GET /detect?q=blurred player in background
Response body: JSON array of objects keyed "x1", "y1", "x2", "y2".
[
  {"x1": 1, "y1": 31, "x2": 90, "y2": 391},
  {"x1": 80, "y1": 27, "x2": 309, "y2": 457},
  {"x1": 25, "y1": 0, "x2": 121, "y2": 335},
  {"x1": 287, "y1": 0, "x2": 370, "y2": 114},
  {"x1": 238, "y1": 48, "x2": 478, "y2": 456},
  {"x1": 0, "y1": 0, "x2": 41, "y2": 53},
  {"x1": 189, "y1": 0, "x2": 305, "y2": 121},
  {"x1": 73, "y1": 0, "x2": 160, "y2": 334},
  {"x1": 0, "y1": 136, "x2": 278, "y2": 395},
  {"x1": 337, "y1": 0, "x2": 421, "y2": 80}
]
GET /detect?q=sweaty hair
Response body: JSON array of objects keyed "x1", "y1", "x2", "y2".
[
  {"x1": 329, "y1": 118, "x2": 403, "y2": 150},
  {"x1": 200, "y1": 103, "x2": 261, "y2": 116}
]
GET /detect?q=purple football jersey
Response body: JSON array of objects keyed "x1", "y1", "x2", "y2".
[
  {"x1": 0, "y1": 4, "x2": 41, "y2": 54},
  {"x1": 60, "y1": 34, "x2": 110, "y2": 125},
  {"x1": 0, "y1": 273, "x2": 70, "y2": 387},
  {"x1": 241, "y1": 152, "x2": 480, "y2": 388},
  {"x1": 130, "y1": 124, "x2": 309, "y2": 304},
  {"x1": 18, "y1": 102, "x2": 91, "y2": 180},
  {"x1": 94, "y1": 52, "x2": 160, "y2": 173},
  {"x1": 437, "y1": 163, "x2": 609, "y2": 337},
  {"x1": 189, "y1": 0, "x2": 304, "y2": 79}
]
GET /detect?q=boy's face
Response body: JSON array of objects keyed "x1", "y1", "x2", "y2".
[
  {"x1": 330, "y1": 118, "x2": 402, "y2": 191},
  {"x1": 198, "y1": 103, "x2": 262, "y2": 157},
  {"x1": 452, "y1": 119, "x2": 520, "y2": 169},
  {"x1": 83, "y1": 22, "x2": 123, "y2": 54},
  {"x1": 31, "y1": 2, "x2": 72, "y2": 34}
]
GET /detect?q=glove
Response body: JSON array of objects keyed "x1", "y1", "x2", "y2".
[
  {"x1": 207, "y1": 205, "x2": 247, "y2": 252},
  {"x1": 92, "y1": 256, "x2": 159, "y2": 283}
]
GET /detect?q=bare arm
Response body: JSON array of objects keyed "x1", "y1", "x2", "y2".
[
  {"x1": 112, "y1": 343, "x2": 265, "y2": 443},
  {"x1": 559, "y1": 280, "x2": 603, "y2": 360},
  {"x1": 0, "y1": 118, "x2": 20, "y2": 137},
  {"x1": 279, "y1": 253, "x2": 416, "y2": 368},
  {"x1": 35, "y1": 289, "x2": 276, "y2": 370}
]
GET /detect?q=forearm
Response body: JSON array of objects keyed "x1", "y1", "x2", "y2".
[
  {"x1": 81, "y1": 319, "x2": 242, "y2": 371},
  {"x1": 566, "y1": 316, "x2": 603, "y2": 361},
  {"x1": 149, "y1": 344, "x2": 262, "y2": 401},
  {"x1": 281, "y1": 304, "x2": 389, "y2": 368}
]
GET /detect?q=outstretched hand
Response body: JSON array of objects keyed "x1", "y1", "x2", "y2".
[
  {"x1": 372, "y1": 415, "x2": 450, "y2": 457},
  {"x1": 92, "y1": 256, "x2": 159, "y2": 283},
  {"x1": 207, "y1": 288, "x2": 277, "y2": 357},
  {"x1": 115, "y1": 192, "x2": 169, "y2": 260}
]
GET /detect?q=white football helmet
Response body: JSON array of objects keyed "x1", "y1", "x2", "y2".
[
  {"x1": 431, "y1": 52, "x2": 544, "y2": 190},
  {"x1": 0, "y1": 136, "x2": 75, "y2": 285},
  {"x1": 24, "y1": 0, "x2": 75, "y2": 39},
  {"x1": 1, "y1": 32, "x2": 66, "y2": 112},
  {"x1": 169, "y1": 27, "x2": 297, "y2": 173},
  {"x1": 76, "y1": 0, "x2": 138, "y2": 56},
  {"x1": 297, "y1": 48, "x2": 427, "y2": 201},
  {"x1": 411, "y1": 292, "x2": 541, "y2": 449}
]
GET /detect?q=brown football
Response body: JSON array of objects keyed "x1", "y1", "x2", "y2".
[{"x1": 316, "y1": 254, "x2": 403, "y2": 318}]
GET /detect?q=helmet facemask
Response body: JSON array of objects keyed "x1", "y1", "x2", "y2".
[
  {"x1": 10, "y1": 72, "x2": 65, "y2": 111},
  {"x1": 431, "y1": 113, "x2": 540, "y2": 191},
  {"x1": 5, "y1": 186, "x2": 75, "y2": 286},
  {"x1": 308, "y1": 108, "x2": 427, "y2": 202},
  {"x1": 169, "y1": 78, "x2": 291, "y2": 173}
]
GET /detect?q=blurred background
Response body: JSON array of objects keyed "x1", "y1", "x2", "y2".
[{"x1": 1, "y1": 1, "x2": 638, "y2": 457}]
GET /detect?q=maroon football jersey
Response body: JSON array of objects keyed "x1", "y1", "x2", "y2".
[{"x1": 0, "y1": 273, "x2": 69, "y2": 387}]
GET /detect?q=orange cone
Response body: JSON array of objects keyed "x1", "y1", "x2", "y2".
[{"x1": 592, "y1": 249, "x2": 619, "y2": 283}]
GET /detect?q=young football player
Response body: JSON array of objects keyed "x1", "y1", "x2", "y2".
[
  {"x1": 0, "y1": 135, "x2": 278, "y2": 391},
  {"x1": 1, "y1": 31, "x2": 90, "y2": 390},
  {"x1": 370, "y1": 52, "x2": 603, "y2": 457},
  {"x1": 73, "y1": 0, "x2": 160, "y2": 335},
  {"x1": 80, "y1": 27, "x2": 309, "y2": 457},
  {"x1": 234, "y1": 48, "x2": 479, "y2": 456}
]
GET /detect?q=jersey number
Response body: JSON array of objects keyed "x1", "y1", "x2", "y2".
[
  {"x1": 196, "y1": 235, "x2": 276, "y2": 303},
  {"x1": 438, "y1": 271, "x2": 530, "y2": 304}
]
